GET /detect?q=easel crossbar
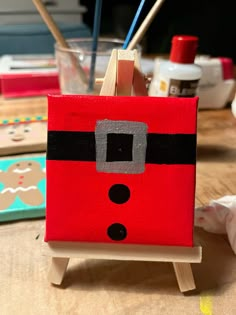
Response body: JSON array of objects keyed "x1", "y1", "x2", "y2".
[{"x1": 43, "y1": 241, "x2": 202, "y2": 263}]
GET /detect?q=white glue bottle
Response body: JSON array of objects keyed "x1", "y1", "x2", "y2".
[{"x1": 149, "y1": 35, "x2": 202, "y2": 97}]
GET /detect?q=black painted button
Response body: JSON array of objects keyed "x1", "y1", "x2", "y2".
[
  {"x1": 108, "y1": 184, "x2": 130, "y2": 204},
  {"x1": 107, "y1": 223, "x2": 127, "y2": 241}
]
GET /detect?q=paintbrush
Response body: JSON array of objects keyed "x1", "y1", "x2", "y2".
[
  {"x1": 88, "y1": 0, "x2": 103, "y2": 93},
  {"x1": 32, "y1": 0, "x2": 88, "y2": 86},
  {"x1": 127, "y1": 0, "x2": 166, "y2": 50}
]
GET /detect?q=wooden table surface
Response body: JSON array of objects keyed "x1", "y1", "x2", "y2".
[{"x1": 1, "y1": 97, "x2": 236, "y2": 315}]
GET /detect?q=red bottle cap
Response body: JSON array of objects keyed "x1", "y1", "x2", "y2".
[
  {"x1": 219, "y1": 57, "x2": 234, "y2": 80},
  {"x1": 170, "y1": 35, "x2": 199, "y2": 64}
]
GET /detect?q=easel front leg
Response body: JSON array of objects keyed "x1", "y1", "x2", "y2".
[
  {"x1": 48, "y1": 257, "x2": 70, "y2": 285},
  {"x1": 172, "y1": 262, "x2": 196, "y2": 292}
]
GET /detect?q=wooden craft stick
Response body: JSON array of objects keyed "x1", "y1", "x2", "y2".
[
  {"x1": 127, "y1": 0, "x2": 166, "y2": 50},
  {"x1": 99, "y1": 49, "x2": 117, "y2": 96},
  {"x1": 116, "y1": 50, "x2": 135, "y2": 96},
  {"x1": 32, "y1": 0, "x2": 88, "y2": 85},
  {"x1": 132, "y1": 50, "x2": 148, "y2": 96}
]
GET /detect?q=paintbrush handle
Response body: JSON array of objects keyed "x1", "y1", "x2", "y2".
[
  {"x1": 32, "y1": 0, "x2": 87, "y2": 84},
  {"x1": 32, "y1": 0, "x2": 68, "y2": 48},
  {"x1": 127, "y1": 0, "x2": 166, "y2": 50}
]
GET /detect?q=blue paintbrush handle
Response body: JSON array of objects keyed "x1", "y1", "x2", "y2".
[
  {"x1": 88, "y1": 0, "x2": 103, "y2": 92},
  {"x1": 123, "y1": 0, "x2": 146, "y2": 49}
]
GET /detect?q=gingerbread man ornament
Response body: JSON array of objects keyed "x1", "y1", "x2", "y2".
[{"x1": 0, "y1": 160, "x2": 45, "y2": 210}]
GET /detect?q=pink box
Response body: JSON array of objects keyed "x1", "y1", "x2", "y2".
[{"x1": 0, "y1": 54, "x2": 60, "y2": 98}]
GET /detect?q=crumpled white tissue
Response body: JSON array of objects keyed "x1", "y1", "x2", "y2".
[{"x1": 195, "y1": 195, "x2": 236, "y2": 254}]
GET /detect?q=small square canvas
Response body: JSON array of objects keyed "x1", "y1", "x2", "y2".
[
  {"x1": 0, "y1": 155, "x2": 46, "y2": 222},
  {"x1": 45, "y1": 94, "x2": 198, "y2": 247},
  {"x1": 0, "y1": 116, "x2": 47, "y2": 156}
]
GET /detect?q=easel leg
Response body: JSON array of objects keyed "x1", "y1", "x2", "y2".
[
  {"x1": 48, "y1": 257, "x2": 70, "y2": 285},
  {"x1": 172, "y1": 262, "x2": 196, "y2": 292}
]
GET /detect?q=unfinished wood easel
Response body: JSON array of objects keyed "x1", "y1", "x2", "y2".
[{"x1": 43, "y1": 49, "x2": 202, "y2": 292}]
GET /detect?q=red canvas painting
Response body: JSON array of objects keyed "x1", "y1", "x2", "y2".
[{"x1": 45, "y1": 95, "x2": 198, "y2": 247}]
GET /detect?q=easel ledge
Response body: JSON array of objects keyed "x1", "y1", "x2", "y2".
[
  {"x1": 42, "y1": 241, "x2": 201, "y2": 292},
  {"x1": 43, "y1": 241, "x2": 202, "y2": 263}
]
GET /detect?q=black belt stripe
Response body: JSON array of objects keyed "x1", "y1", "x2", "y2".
[{"x1": 47, "y1": 131, "x2": 196, "y2": 164}]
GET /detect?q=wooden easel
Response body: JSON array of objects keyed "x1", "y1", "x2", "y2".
[{"x1": 43, "y1": 49, "x2": 202, "y2": 292}]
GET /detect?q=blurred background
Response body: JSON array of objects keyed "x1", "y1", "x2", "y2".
[
  {"x1": 0, "y1": 0, "x2": 235, "y2": 62},
  {"x1": 81, "y1": 0, "x2": 236, "y2": 62}
]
